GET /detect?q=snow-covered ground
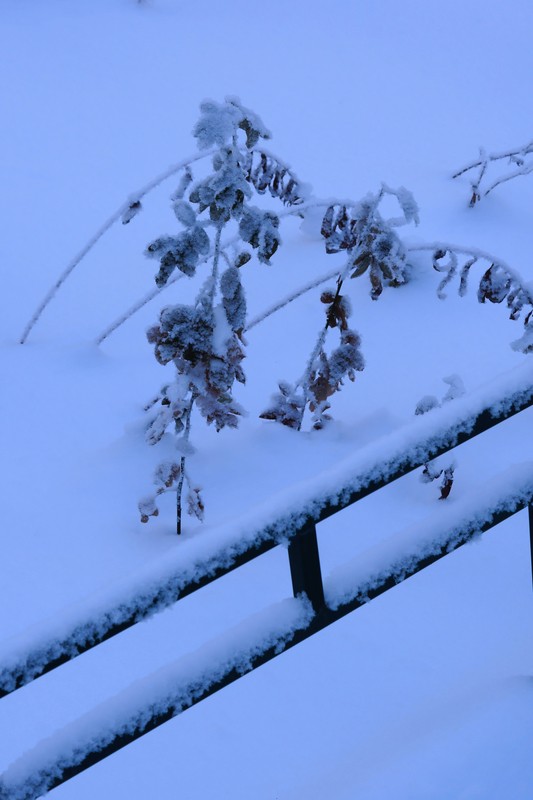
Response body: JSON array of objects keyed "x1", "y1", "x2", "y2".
[{"x1": 1, "y1": 1, "x2": 532, "y2": 797}]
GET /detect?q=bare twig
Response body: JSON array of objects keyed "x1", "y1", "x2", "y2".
[{"x1": 452, "y1": 139, "x2": 533, "y2": 206}]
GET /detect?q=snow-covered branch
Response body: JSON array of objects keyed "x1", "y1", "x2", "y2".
[
  {"x1": 410, "y1": 242, "x2": 533, "y2": 353},
  {"x1": 452, "y1": 139, "x2": 533, "y2": 206},
  {"x1": 19, "y1": 150, "x2": 216, "y2": 344}
]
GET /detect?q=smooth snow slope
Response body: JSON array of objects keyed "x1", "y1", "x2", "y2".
[{"x1": 1, "y1": 0, "x2": 532, "y2": 798}]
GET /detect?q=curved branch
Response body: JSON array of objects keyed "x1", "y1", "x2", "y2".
[
  {"x1": 484, "y1": 162, "x2": 533, "y2": 197},
  {"x1": 19, "y1": 148, "x2": 216, "y2": 344},
  {"x1": 407, "y1": 242, "x2": 533, "y2": 304}
]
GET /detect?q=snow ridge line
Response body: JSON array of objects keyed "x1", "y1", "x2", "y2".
[
  {"x1": 1, "y1": 365, "x2": 532, "y2": 698},
  {"x1": 1, "y1": 468, "x2": 532, "y2": 800}
]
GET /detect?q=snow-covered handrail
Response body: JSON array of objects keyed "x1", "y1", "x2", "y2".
[
  {"x1": 1, "y1": 361, "x2": 532, "y2": 700},
  {"x1": 1, "y1": 463, "x2": 532, "y2": 800}
]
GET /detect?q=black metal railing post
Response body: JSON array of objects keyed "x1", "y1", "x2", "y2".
[
  {"x1": 288, "y1": 520, "x2": 325, "y2": 612},
  {"x1": 528, "y1": 503, "x2": 533, "y2": 580}
]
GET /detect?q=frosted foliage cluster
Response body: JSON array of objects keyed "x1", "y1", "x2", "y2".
[
  {"x1": 193, "y1": 98, "x2": 271, "y2": 151},
  {"x1": 190, "y1": 149, "x2": 252, "y2": 223},
  {"x1": 244, "y1": 150, "x2": 308, "y2": 206},
  {"x1": 238, "y1": 207, "x2": 280, "y2": 264},
  {"x1": 260, "y1": 380, "x2": 306, "y2": 429},
  {"x1": 147, "y1": 305, "x2": 214, "y2": 367},
  {"x1": 261, "y1": 288, "x2": 364, "y2": 431},
  {"x1": 431, "y1": 248, "x2": 533, "y2": 351},
  {"x1": 320, "y1": 192, "x2": 413, "y2": 302},
  {"x1": 193, "y1": 101, "x2": 241, "y2": 150},
  {"x1": 145, "y1": 227, "x2": 210, "y2": 286}
]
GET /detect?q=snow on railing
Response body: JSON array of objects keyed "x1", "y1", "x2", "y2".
[
  {"x1": 1, "y1": 360, "x2": 533, "y2": 698},
  {"x1": 1, "y1": 464, "x2": 532, "y2": 800}
]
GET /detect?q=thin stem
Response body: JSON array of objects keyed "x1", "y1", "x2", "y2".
[
  {"x1": 296, "y1": 277, "x2": 343, "y2": 431},
  {"x1": 96, "y1": 272, "x2": 185, "y2": 346},
  {"x1": 209, "y1": 224, "x2": 223, "y2": 304},
  {"x1": 176, "y1": 392, "x2": 195, "y2": 536},
  {"x1": 20, "y1": 148, "x2": 216, "y2": 344},
  {"x1": 484, "y1": 162, "x2": 533, "y2": 197},
  {"x1": 245, "y1": 267, "x2": 341, "y2": 332}
]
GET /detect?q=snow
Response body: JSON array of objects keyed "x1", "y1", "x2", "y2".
[
  {"x1": 324, "y1": 462, "x2": 533, "y2": 610},
  {"x1": 0, "y1": 596, "x2": 314, "y2": 800},
  {"x1": 1, "y1": 0, "x2": 533, "y2": 798}
]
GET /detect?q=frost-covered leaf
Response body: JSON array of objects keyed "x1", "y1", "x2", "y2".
[
  {"x1": 478, "y1": 265, "x2": 511, "y2": 304},
  {"x1": 239, "y1": 207, "x2": 280, "y2": 264},
  {"x1": 511, "y1": 315, "x2": 533, "y2": 354},
  {"x1": 173, "y1": 201, "x2": 197, "y2": 227},
  {"x1": 154, "y1": 461, "x2": 181, "y2": 489},
  {"x1": 415, "y1": 395, "x2": 440, "y2": 416},
  {"x1": 193, "y1": 100, "x2": 241, "y2": 150},
  {"x1": 323, "y1": 291, "x2": 351, "y2": 330},
  {"x1": 187, "y1": 486, "x2": 205, "y2": 521},
  {"x1": 122, "y1": 200, "x2": 142, "y2": 225},
  {"x1": 171, "y1": 167, "x2": 193, "y2": 201},
  {"x1": 146, "y1": 228, "x2": 210, "y2": 287},
  {"x1": 234, "y1": 251, "x2": 251, "y2": 267},
  {"x1": 439, "y1": 466, "x2": 455, "y2": 500},
  {"x1": 220, "y1": 266, "x2": 246, "y2": 332},
  {"x1": 138, "y1": 495, "x2": 159, "y2": 524},
  {"x1": 392, "y1": 186, "x2": 420, "y2": 225},
  {"x1": 260, "y1": 382, "x2": 305, "y2": 430}
]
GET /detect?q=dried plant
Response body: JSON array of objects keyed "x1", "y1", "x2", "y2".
[
  {"x1": 261, "y1": 185, "x2": 418, "y2": 431},
  {"x1": 139, "y1": 98, "x2": 307, "y2": 534},
  {"x1": 452, "y1": 139, "x2": 533, "y2": 207},
  {"x1": 415, "y1": 375, "x2": 465, "y2": 500}
]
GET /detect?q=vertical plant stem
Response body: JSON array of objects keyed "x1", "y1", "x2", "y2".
[
  {"x1": 176, "y1": 393, "x2": 195, "y2": 536},
  {"x1": 209, "y1": 223, "x2": 223, "y2": 302},
  {"x1": 296, "y1": 277, "x2": 344, "y2": 431}
]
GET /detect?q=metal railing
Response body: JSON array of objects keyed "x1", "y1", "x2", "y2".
[{"x1": 1, "y1": 380, "x2": 532, "y2": 800}]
